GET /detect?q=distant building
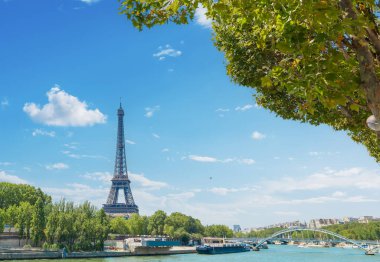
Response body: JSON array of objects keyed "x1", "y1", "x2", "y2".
[
  {"x1": 358, "y1": 216, "x2": 373, "y2": 224},
  {"x1": 309, "y1": 218, "x2": 339, "y2": 229},
  {"x1": 233, "y1": 225, "x2": 241, "y2": 233},
  {"x1": 342, "y1": 217, "x2": 358, "y2": 223}
]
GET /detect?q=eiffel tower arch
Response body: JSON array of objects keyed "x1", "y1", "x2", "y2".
[{"x1": 103, "y1": 103, "x2": 139, "y2": 217}]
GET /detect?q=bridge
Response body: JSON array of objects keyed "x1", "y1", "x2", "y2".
[{"x1": 255, "y1": 227, "x2": 379, "y2": 254}]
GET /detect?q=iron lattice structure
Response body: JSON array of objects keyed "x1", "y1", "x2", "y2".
[{"x1": 103, "y1": 104, "x2": 139, "y2": 216}]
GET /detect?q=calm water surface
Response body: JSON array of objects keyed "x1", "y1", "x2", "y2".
[{"x1": 22, "y1": 246, "x2": 380, "y2": 262}]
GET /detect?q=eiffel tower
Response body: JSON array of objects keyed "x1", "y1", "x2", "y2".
[{"x1": 103, "y1": 103, "x2": 139, "y2": 216}]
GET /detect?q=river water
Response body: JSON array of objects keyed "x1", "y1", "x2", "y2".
[{"x1": 21, "y1": 245, "x2": 380, "y2": 262}]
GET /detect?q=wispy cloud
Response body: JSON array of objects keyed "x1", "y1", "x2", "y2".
[
  {"x1": 251, "y1": 131, "x2": 266, "y2": 140},
  {"x1": 46, "y1": 162, "x2": 69, "y2": 170},
  {"x1": 129, "y1": 172, "x2": 168, "y2": 190},
  {"x1": 195, "y1": 4, "x2": 212, "y2": 28},
  {"x1": 209, "y1": 187, "x2": 256, "y2": 196},
  {"x1": 81, "y1": 171, "x2": 113, "y2": 183},
  {"x1": 145, "y1": 105, "x2": 160, "y2": 118},
  {"x1": 32, "y1": 128, "x2": 56, "y2": 137},
  {"x1": 0, "y1": 171, "x2": 27, "y2": 184},
  {"x1": 152, "y1": 133, "x2": 160, "y2": 139},
  {"x1": 153, "y1": 45, "x2": 182, "y2": 60},
  {"x1": 80, "y1": 0, "x2": 100, "y2": 4},
  {"x1": 126, "y1": 139, "x2": 136, "y2": 145},
  {"x1": 235, "y1": 104, "x2": 253, "y2": 112},
  {"x1": 23, "y1": 85, "x2": 107, "y2": 127},
  {"x1": 215, "y1": 108, "x2": 230, "y2": 112},
  {"x1": 161, "y1": 148, "x2": 169, "y2": 153},
  {"x1": 62, "y1": 150, "x2": 106, "y2": 160},
  {"x1": 1, "y1": 97, "x2": 9, "y2": 108},
  {"x1": 264, "y1": 167, "x2": 380, "y2": 193},
  {"x1": 187, "y1": 155, "x2": 255, "y2": 165},
  {"x1": 0, "y1": 162, "x2": 13, "y2": 166}
]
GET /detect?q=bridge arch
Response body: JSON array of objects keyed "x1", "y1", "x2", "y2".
[{"x1": 256, "y1": 227, "x2": 370, "y2": 252}]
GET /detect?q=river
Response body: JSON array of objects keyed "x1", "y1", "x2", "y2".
[{"x1": 20, "y1": 245, "x2": 380, "y2": 262}]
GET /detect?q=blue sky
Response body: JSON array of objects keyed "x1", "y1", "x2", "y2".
[{"x1": 1, "y1": 0, "x2": 380, "y2": 229}]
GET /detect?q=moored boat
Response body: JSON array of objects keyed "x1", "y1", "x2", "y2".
[
  {"x1": 196, "y1": 237, "x2": 250, "y2": 255},
  {"x1": 196, "y1": 243, "x2": 250, "y2": 254}
]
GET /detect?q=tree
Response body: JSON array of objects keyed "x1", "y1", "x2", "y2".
[
  {"x1": 0, "y1": 209, "x2": 5, "y2": 233},
  {"x1": 0, "y1": 182, "x2": 51, "y2": 209},
  {"x1": 16, "y1": 202, "x2": 34, "y2": 243},
  {"x1": 147, "y1": 210, "x2": 167, "y2": 235},
  {"x1": 126, "y1": 214, "x2": 148, "y2": 236},
  {"x1": 110, "y1": 216, "x2": 129, "y2": 234},
  {"x1": 120, "y1": 0, "x2": 380, "y2": 161},
  {"x1": 204, "y1": 224, "x2": 233, "y2": 238},
  {"x1": 31, "y1": 197, "x2": 46, "y2": 246}
]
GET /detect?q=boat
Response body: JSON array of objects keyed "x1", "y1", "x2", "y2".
[
  {"x1": 125, "y1": 237, "x2": 181, "y2": 255},
  {"x1": 196, "y1": 237, "x2": 250, "y2": 255}
]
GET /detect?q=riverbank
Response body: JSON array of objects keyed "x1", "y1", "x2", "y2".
[{"x1": 0, "y1": 247, "x2": 196, "y2": 260}]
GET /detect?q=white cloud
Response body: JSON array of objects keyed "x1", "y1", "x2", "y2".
[
  {"x1": 62, "y1": 150, "x2": 106, "y2": 160},
  {"x1": 265, "y1": 167, "x2": 380, "y2": 193},
  {"x1": 32, "y1": 128, "x2": 56, "y2": 137},
  {"x1": 0, "y1": 162, "x2": 13, "y2": 166},
  {"x1": 235, "y1": 104, "x2": 253, "y2": 111},
  {"x1": 81, "y1": 171, "x2": 113, "y2": 183},
  {"x1": 162, "y1": 148, "x2": 169, "y2": 152},
  {"x1": 195, "y1": 4, "x2": 212, "y2": 28},
  {"x1": 80, "y1": 0, "x2": 100, "y2": 4},
  {"x1": 152, "y1": 133, "x2": 160, "y2": 139},
  {"x1": 273, "y1": 211, "x2": 300, "y2": 216},
  {"x1": 251, "y1": 131, "x2": 266, "y2": 140},
  {"x1": 215, "y1": 108, "x2": 230, "y2": 112},
  {"x1": 209, "y1": 187, "x2": 256, "y2": 196},
  {"x1": 188, "y1": 155, "x2": 255, "y2": 165},
  {"x1": 129, "y1": 172, "x2": 168, "y2": 190},
  {"x1": 43, "y1": 183, "x2": 108, "y2": 207},
  {"x1": 188, "y1": 155, "x2": 218, "y2": 163},
  {"x1": 64, "y1": 143, "x2": 78, "y2": 149},
  {"x1": 23, "y1": 86, "x2": 107, "y2": 127},
  {"x1": 1, "y1": 97, "x2": 9, "y2": 108},
  {"x1": 239, "y1": 158, "x2": 256, "y2": 165},
  {"x1": 46, "y1": 162, "x2": 69, "y2": 170},
  {"x1": 126, "y1": 139, "x2": 136, "y2": 145},
  {"x1": 145, "y1": 105, "x2": 160, "y2": 118},
  {"x1": 0, "y1": 171, "x2": 27, "y2": 184},
  {"x1": 153, "y1": 45, "x2": 182, "y2": 60}
]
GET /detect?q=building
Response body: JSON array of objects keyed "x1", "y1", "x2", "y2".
[
  {"x1": 233, "y1": 225, "x2": 241, "y2": 233},
  {"x1": 308, "y1": 218, "x2": 340, "y2": 229},
  {"x1": 103, "y1": 104, "x2": 139, "y2": 217}
]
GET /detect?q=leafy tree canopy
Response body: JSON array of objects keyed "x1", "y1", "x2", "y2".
[
  {"x1": 119, "y1": 0, "x2": 380, "y2": 161},
  {"x1": 0, "y1": 182, "x2": 51, "y2": 209}
]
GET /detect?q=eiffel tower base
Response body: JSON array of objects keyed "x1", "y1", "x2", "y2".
[{"x1": 103, "y1": 203, "x2": 139, "y2": 217}]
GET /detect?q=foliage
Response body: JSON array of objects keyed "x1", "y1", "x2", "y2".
[
  {"x1": 0, "y1": 182, "x2": 51, "y2": 209},
  {"x1": 325, "y1": 222, "x2": 380, "y2": 240},
  {"x1": 110, "y1": 216, "x2": 130, "y2": 234},
  {"x1": 0, "y1": 209, "x2": 5, "y2": 233},
  {"x1": 204, "y1": 224, "x2": 233, "y2": 238},
  {"x1": 147, "y1": 210, "x2": 167, "y2": 235},
  {"x1": 45, "y1": 200, "x2": 110, "y2": 251},
  {"x1": 125, "y1": 214, "x2": 149, "y2": 236},
  {"x1": 31, "y1": 197, "x2": 45, "y2": 246},
  {"x1": 244, "y1": 227, "x2": 283, "y2": 238},
  {"x1": 119, "y1": 0, "x2": 380, "y2": 161}
]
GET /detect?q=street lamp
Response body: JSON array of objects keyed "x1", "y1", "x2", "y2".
[{"x1": 366, "y1": 115, "x2": 380, "y2": 131}]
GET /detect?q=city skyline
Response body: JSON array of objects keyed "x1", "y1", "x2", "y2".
[{"x1": 1, "y1": 0, "x2": 380, "y2": 228}]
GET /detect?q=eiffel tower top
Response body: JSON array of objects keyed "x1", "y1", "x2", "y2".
[{"x1": 114, "y1": 102, "x2": 128, "y2": 179}]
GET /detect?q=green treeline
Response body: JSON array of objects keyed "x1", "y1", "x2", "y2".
[
  {"x1": 0, "y1": 182, "x2": 234, "y2": 251},
  {"x1": 325, "y1": 222, "x2": 380, "y2": 240},
  {"x1": 109, "y1": 211, "x2": 233, "y2": 244}
]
